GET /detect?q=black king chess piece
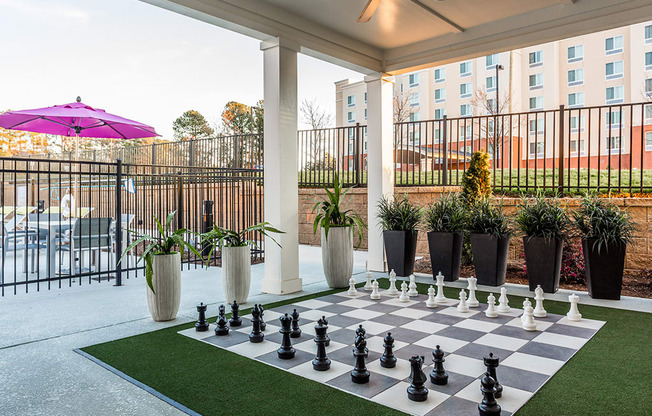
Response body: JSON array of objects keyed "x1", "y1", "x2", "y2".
[
  {"x1": 277, "y1": 313, "x2": 296, "y2": 359},
  {"x1": 259, "y1": 304, "x2": 266, "y2": 331},
  {"x1": 215, "y1": 304, "x2": 229, "y2": 336},
  {"x1": 380, "y1": 332, "x2": 397, "y2": 368},
  {"x1": 478, "y1": 372, "x2": 502, "y2": 416},
  {"x1": 249, "y1": 304, "x2": 264, "y2": 343},
  {"x1": 430, "y1": 345, "x2": 448, "y2": 385},
  {"x1": 351, "y1": 325, "x2": 370, "y2": 384},
  {"x1": 312, "y1": 317, "x2": 331, "y2": 371},
  {"x1": 229, "y1": 300, "x2": 242, "y2": 327},
  {"x1": 290, "y1": 309, "x2": 301, "y2": 338},
  {"x1": 320, "y1": 315, "x2": 331, "y2": 346},
  {"x1": 483, "y1": 352, "x2": 503, "y2": 399},
  {"x1": 195, "y1": 302, "x2": 209, "y2": 332},
  {"x1": 407, "y1": 355, "x2": 429, "y2": 402}
]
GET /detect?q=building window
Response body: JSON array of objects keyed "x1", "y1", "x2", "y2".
[
  {"x1": 486, "y1": 76, "x2": 496, "y2": 92},
  {"x1": 568, "y1": 92, "x2": 584, "y2": 108},
  {"x1": 646, "y1": 52, "x2": 652, "y2": 71},
  {"x1": 646, "y1": 25, "x2": 652, "y2": 44},
  {"x1": 434, "y1": 68, "x2": 445, "y2": 83},
  {"x1": 606, "y1": 86, "x2": 624, "y2": 104},
  {"x1": 408, "y1": 131, "x2": 420, "y2": 146},
  {"x1": 645, "y1": 105, "x2": 652, "y2": 122},
  {"x1": 364, "y1": 109, "x2": 367, "y2": 120},
  {"x1": 434, "y1": 88, "x2": 446, "y2": 103},
  {"x1": 486, "y1": 54, "x2": 499, "y2": 69},
  {"x1": 529, "y1": 73, "x2": 543, "y2": 90},
  {"x1": 460, "y1": 61, "x2": 472, "y2": 77},
  {"x1": 487, "y1": 99, "x2": 496, "y2": 114},
  {"x1": 410, "y1": 92, "x2": 419, "y2": 106},
  {"x1": 607, "y1": 136, "x2": 621, "y2": 152},
  {"x1": 460, "y1": 104, "x2": 472, "y2": 117},
  {"x1": 529, "y1": 141, "x2": 544, "y2": 157},
  {"x1": 434, "y1": 108, "x2": 446, "y2": 120},
  {"x1": 606, "y1": 110, "x2": 621, "y2": 128},
  {"x1": 529, "y1": 96, "x2": 543, "y2": 111},
  {"x1": 529, "y1": 118, "x2": 544, "y2": 135},
  {"x1": 460, "y1": 82, "x2": 472, "y2": 98},
  {"x1": 606, "y1": 61, "x2": 624, "y2": 79},
  {"x1": 646, "y1": 131, "x2": 652, "y2": 150},
  {"x1": 646, "y1": 79, "x2": 652, "y2": 97},
  {"x1": 605, "y1": 35, "x2": 623, "y2": 55},
  {"x1": 529, "y1": 50, "x2": 543, "y2": 67},
  {"x1": 409, "y1": 112, "x2": 420, "y2": 122},
  {"x1": 570, "y1": 115, "x2": 585, "y2": 133},
  {"x1": 570, "y1": 140, "x2": 585, "y2": 156},
  {"x1": 434, "y1": 128, "x2": 441, "y2": 144},
  {"x1": 409, "y1": 73, "x2": 419, "y2": 87},
  {"x1": 459, "y1": 126, "x2": 472, "y2": 140},
  {"x1": 568, "y1": 45, "x2": 584, "y2": 63},
  {"x1": 568, "y1": 69, "x2": 584, "y2": 86},
  {"x1": 364, "y1": 92, "x2": 367, "y2": 103},
  {"x1": 347, "y1": 95, "x2": 355, "y2": 107},
  {"x1": 348, "y1": 111, "x2": 355, "y2": 123}
]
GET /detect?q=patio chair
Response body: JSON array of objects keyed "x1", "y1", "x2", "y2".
[
  {"x1": 57, "y1": 217, "x2": 114, "y2": 275},
  {"x1": 0, "y1": 206, "x2": 14, "y2": 221},
  {"x1": 1, "y1": 223, "x2": 44, "y2": 274}
]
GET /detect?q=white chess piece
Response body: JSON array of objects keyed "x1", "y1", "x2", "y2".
[
  {"x1": 522, "y1": 303, "x2": 537, "y2": 331},
  {"x1": 485, "y1": 293, "x2": 498, "y2": 318},
  {"x1": 521, "y1": 298, "x2": 532, "y2": 323},
  {"x1": 407, "y1": 275, "x2": 419, "y2": 297},
  {"x1": 467, "y1": 276, "x2": 479, "y2": 307},
  {"x1": 399, "y1": 282, "x2": 410, "y2": 302},
  {"x1": 434, "y1": 272, "x2": 447, "y2": 304},
  {"x1": 497, "y1": 287, "x2": 511, "y2": 313},
  {"x1": 347, "y1": 277, "x2": 358, "y2": 296},
  {"x1": 566, "y1": 293, "x2": 582, "y2": 321},
  {"x1": 533, "y1": 285, "x2": 547, "y2": 318},
  {"x1": 370, "y1": 280, "x2": 381, "y2": 300},
  {"x1": 364, "y1": 270, "x2": 373, "y2": 291},
  {"x1": 386, "y1": 270, "x2": 399, "y2": 296},
  {"x1": 425, "y1": 286, "x2": 437, "y2": 308},
  {"x1": 457, "y1": 289, "x2": 469, "y2": 312}
]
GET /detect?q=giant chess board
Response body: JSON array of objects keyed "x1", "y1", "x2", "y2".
[{"x1": 179, "y1": 287, "x2": 604, "y2": 416}]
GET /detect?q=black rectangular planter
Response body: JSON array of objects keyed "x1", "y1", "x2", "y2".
[
  {"x1": 523, "y1": 236, "x2": 563, "y2": 293},
  {"x1": 470, "y1": 233, "x2": 510, "y2": 286},
  {"x1": 427, "y1": 232, "x2": 463, "y2": 282},
  {"x1": 583, "y1": 238, "x2": 626, "y2": 300},
  {"x1": 383, "y1": 230, "x2": 418, "y2": 277}
]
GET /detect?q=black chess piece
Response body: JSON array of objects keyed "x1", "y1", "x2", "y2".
[
  {"x1": 407, "y1": 355, "x2": 429, "y2": 402},
  {"x1": 249, "y1": 304, "x2": 264, "y2": 343},
  {"x1": 229, "y1": 300, "x2": 242, "y2": 327},
  {"x1": 483, "y1": 352, "x2": 503, "y2": 399},
  {"x1": 259, "y1": 304, "x2": 266, "y2": 331},
  {"x1": 312, "y1": 317, "x2": 331, "y2": 371},
  {"x1": 215, "y1": 304, "x2": 229, "y2": 336},
  {"x1": 351, "y1": 325, "x2": 370, "y2": 384},
  {"x1": 277, "y1": 313, "x2": 295, "y2": 359},
  {"x1": 430, "y1": 345, "x2": 448, "y2": 385},
  {"x1": 478, "y1": 372, "x2": 502, "y2": 416},
  {"x1": 195, "y1": 302, "x2": 209, "y2": 332},
  {"x1": 320, "y1": 315, "x2": 330, "y2": 346},
  {"x1": 290, "y1": 309, "x2": 301, "y2": 338},
  {"x1": 380, "y1": 332, "x2": 397, "y2": 368}
]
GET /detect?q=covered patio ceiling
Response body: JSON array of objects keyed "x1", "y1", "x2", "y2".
[{"x1": 141, "y1": 0, "x2": 652, "y2": 74}]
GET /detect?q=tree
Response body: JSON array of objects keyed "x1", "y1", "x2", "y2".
[
  {"x1": 0, "y1": 127, "x2": 49, "y2": 156},
  {"x1": 470, "y1": 87, "x2": 520, "y2": 165},
  {"x1": 300, "y1": 99, "x2": 333, "y2": 170},
  {"x1": 393, "y1": 91, "x2": 417, "y2": 124},
  {"x1": 461, "y1": 151, "x2": 492, "y2": 204},
  {"x1": 221, "y1": 101, "x2": 252, "y2": 135},
  {"x1": 172, "y1": 110, "x2": 214, "y2": 141}
]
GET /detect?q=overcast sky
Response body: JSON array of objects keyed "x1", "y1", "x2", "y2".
[{"x1": 0, "y1": 0, "x2": 364, "y2": 139}]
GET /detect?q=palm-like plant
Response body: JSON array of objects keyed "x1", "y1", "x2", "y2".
[
  {"x1": 573, "y1": 195, "x2": 634, "y2": 252},
  {"x1": 377, "y1": 195, "x2": 422, "y2": 231},
  {"x1": 516, "y1": 194, "x2": 570, "y2": 240},
  {"x1": 312, "y1": 174, "x2": 367, "y2": 247},
  {"x1": 468, "y1": 199, "x2": 511, "y2": 236},
  {"x1": 424, "y1": 193, "x2": 467, "y2": 233},
  {"x1": 202, "y1": 221, "x2": 284, "y2": 259}
]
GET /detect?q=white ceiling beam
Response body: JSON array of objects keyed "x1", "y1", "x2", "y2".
[{"x1": 408, "y1": 0, "x2": 464, "y2": 33}]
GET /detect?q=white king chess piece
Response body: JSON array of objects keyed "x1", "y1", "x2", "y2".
[
  {"x1": 399, "y1": 282, "x2": 410, "y2": 302},
  {"x1": 467, "y1": 276, "x2": 479, "y2": 307},
  {"x1": 364, "y1": 270, "x2": 373, "y2": 291},
  {"x1": 457, "y1": 289, "x2": 470, "y2": 313},
  {"x1": 347, "y1": 277, "x2": 358, "y2": 296},
  {"x1": 497, "y1": 287, "x2": 511, "y2": 313},
  {"x1": 425, "y1": 286, "x2": 437, "y2": 308},
  {"x1": 533, "y1": 285, "x2": 547, "y2": 318},
  {"x1": 434, "y1": 272, "x2": 447, "y2": 304},
  {"x1": 566, "y1": 293, "x2": 582, "y2": 321},
  {"x1": 407, "y1": 275, "x2": 419, "y2": 297},
  {"x1": 386, "y1": 269, "x2": 399, "y2": 296},
  {"x1": 485, "y1": 293, "x2": 498, "y2": 318},
  {"x1": 522, "y1": 300, "x2": 537, "y2": 331},
  {"x1": 521, "y1": 298, "x2": 532, "y2": 323},
  {"x1": 370, "y1": 280, "x2": 381, "y2": 300}
]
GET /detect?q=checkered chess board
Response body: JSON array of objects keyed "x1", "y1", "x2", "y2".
[{"x1": 179, "y1": 288, "x2": 604, "y2": 416}]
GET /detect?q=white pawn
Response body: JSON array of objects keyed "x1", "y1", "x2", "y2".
[
  {"x1": 521, "y1": 298, "x2": 532, "y2": 323},
  {"x1": 497, "y1": 287, "x2": 511, "y2": 313},
  {"x1": 467, "y1": 276, "x2": 479, "y2": 307},
  {"x1": 347, "y1": 277, "x2": 358, "y2": 296},
  {"x1": 457, "y1": 289, "x2": 469, "y2": 313},
  {"x1": 485, "y1": 293, "x2": 498, "y2": 318},
  {"x1": 387, "y1": 270, "x2": 399, "y2": 296},
  {"x1": 364, "y1": 271, "x2": 373, "y2": 291},
  {"x1": 370, "y1": 280, "x2": 381, "y2": 300},
  {"x1": 567, "y1": 293, "x2": 582, "y2": 321},
  {"x1": 425, "y1": 286, "x2": 437, "y2": 308},
  {"x1": 434, "y1": 272, "x2": 447, "y2": 304},
  {"x1": 522, "y1": 303, "x2": 537, "y2": 331},
  {"x1": 533, "y1": 285, "x2": 547, "y2": 318},
  {"x1": 407, "y1": 275, "x2": 419, "y2": 297},
  {"x1": 399, "y1": 282, "x2": 410, "y2": 302}
]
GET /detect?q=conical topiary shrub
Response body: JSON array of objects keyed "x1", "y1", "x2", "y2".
[{"x1": 461, "y1": 151, "x2": 491, "y2": 204}]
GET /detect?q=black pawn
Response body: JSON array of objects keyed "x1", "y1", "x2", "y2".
[
  {"x1": 277, "y1": 313, "x2": 295, "y2": 359},
  {"x1": 290, "y1": 309, "x2": 301, "y2": 338},
  {"x1": 351, "y1": 325, "x2": 369, "y2": 384},
  {"x1": 215, "y1": 304, "x2": 229, "y2": 336},
  {"x1": 312, "y1": 317, "x2": 331, "y2": 371},
  {"x1": 195, "y1": 302, "x2": 209, "y2": 332},
  {"x1": 430, "y1": 345, "x2": 448, "y2": 385},
  {"x1": 407, "y1": 355, "x2": 429, "y2": 402},
  {"x1": 249, "y1": 304, "x2": 264, "y2": 343},
  {"x1": 483, "y1": 352, "x2": 503, "y2": 399},
  {"x1": 229, "y1": 300, "x2": 242, "y2": 327},
  {"x1": 380, "y1": 332, "x2": 397, "y2": 368},
  {"x1": 478, "y1": 372, "x2": 502, "y2": 416},
  {"x1": 259, "y1": 304, "x2": 266, "y2": 331}
]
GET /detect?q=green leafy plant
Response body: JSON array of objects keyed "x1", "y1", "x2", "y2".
[
  {"x1": 461, "y1": 151, "x2": 492, "y2": 204},
  {"x1": 573, "y1": 195, "x2": 634, "y2": 253},
  {"x1": 377, "y1": 195, "x2": 422, "y2": 231},
  {"x1": 424, "y1": 193, "x2": 467, "y2": 233},
  {"x1": 120, "y1": 211, "x2": 202, "y2": 294},
  {"x1": 516, "y1": 193, "x2": 570, "y2": 240},
  {"x1": 201, "y1": 222, "x2": 284, "y2": 260},
  {"x1": 467, "y1": 199, "x2": 511, "y2": 236},
  {"x1": 312, "y1": 174, "x2": 367, "y2": 248}
]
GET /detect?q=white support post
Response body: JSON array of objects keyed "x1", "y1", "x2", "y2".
[
  {"x1": 365, "y1": 73, "x2": 395, "y2": 272},
  {"x1": 260, "y1": 37, "x2": 302, "y2": 294}
]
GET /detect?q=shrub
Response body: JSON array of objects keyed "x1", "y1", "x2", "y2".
[
  {"x1": 516, "y1": 194, "x2": 570, "y2": 240},
  {"x1": 377, "y1": 195, "x2": 421, "y2": 231},
  {"x1": 573, "y1": 195, "x2": 634, "y2": 253},
  {"x1": 467, "y1": 199, "x2": 510, "y2": 236},
  {"x1": 424, "y1": 193, "x2": 467, "y2": 233},
  {"x1": 560, "y1": 239, "x2": 586, "y2": 285},
  {"x1": 461, "y1": 151, "x2": 491, "y2": 204}
]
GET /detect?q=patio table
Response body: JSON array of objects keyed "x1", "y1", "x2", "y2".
[{"x1": 31, "y1": 219, "x2": 76, "y2": 280}]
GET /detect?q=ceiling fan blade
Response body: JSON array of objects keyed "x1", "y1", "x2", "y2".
[{"x1": 357, "y1": 0, "x2": 381, "y2": 22}]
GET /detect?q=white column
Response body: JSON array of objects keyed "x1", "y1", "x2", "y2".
[
  {"x1": 260, "y1": 37, "x2": 302, "y2": 294},
  {"x1": 365, "y1": 73, "x2": 395, "y2": 272}
]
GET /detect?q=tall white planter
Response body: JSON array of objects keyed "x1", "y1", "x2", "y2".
[
  {"x1": 222, "y1": 245, "x2": 251, "y2": 304},
  {"x1": 321, "y1": 226, "x2": 354, "y2": 288},
  {"x1": 146, "y1": 252, "x2": 181, "y2": 322}
]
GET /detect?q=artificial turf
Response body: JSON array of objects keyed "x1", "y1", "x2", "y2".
[{"x1": 81, "y1": 280, "x2": 652, "y2": 416}]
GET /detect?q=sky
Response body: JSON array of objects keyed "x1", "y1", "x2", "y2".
[{"x1": 0, "y1": 0, "x2": 364, "y2": 139}]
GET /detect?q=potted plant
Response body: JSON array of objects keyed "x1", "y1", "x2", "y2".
[
  {"x1": 468, "y1": 199, "x2": 511, "y2": 286},
  {"x1": 424, "y1": 193, "x2": 467, "y2": 282},
  {"x1": 202, "y1": 222, "x2": 283, "y2": 304},
  {"x1": 573, "y1": 195, "x2": 634, "y2": 300},
  {"x1": 120, "y1": 211, "x2": 202, "y2": 322},
  {"x1": 377, "y1": 195, "x2": 422, "y2": 277},
  {"x1": 312, "y1": 174, "x2": 367, "y2": 288},
  {"x1": 516, "y1": 195, "x2": 569, "y2": 293}
]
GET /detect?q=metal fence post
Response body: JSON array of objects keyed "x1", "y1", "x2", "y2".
[
  {"x1": 442, "y1": 115, "x2": 448, "y2": 186},
  {"x1": 189, "y1": 139, "x2": 196, "y2": 167},
  {"x1": 177, "y1": 170, "x2": 184, "y2": 230},
  {"x1": 558, "y1": 105, "x2": 565, "y2": 196},
  {"x1": 355, "y1": 123, "x2": 361, "y2": 186},
  {"x1": 115, "y1": 159, "x2": 123, "y2": 286}
]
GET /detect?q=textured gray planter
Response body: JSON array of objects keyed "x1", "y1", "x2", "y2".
[
  {"x1": 321, "y1": 226, "x2": 354, "y2": 288},
  {"x1": 146, "y1": 252, "x2": 181, "y2": 322},
  {"x1": 222, "y1": 245, "x2": 251, "y2": 304}
]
